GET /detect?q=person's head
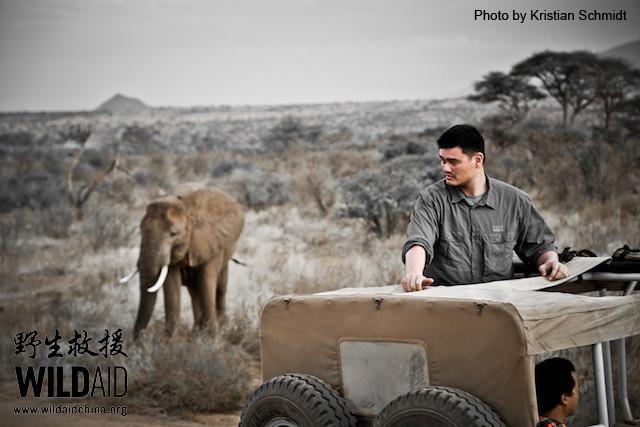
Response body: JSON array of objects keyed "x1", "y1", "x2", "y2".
[
  {"x1": 535, "y1": 357, "x2": 579, "y2": 418},
  {"x1": 436, "y1": 124, "x2": 485, "y2": 187}
]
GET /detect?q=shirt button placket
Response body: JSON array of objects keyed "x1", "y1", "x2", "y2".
[
  {"x1": 469, "y1": 206, "x2": 475, "y2": 283},
  {"x1": 468, "y1": 206, "x2": 476, "y2": 282}
]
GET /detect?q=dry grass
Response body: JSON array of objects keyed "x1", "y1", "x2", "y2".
[
  {"x1": 238, "y1": 206, "x2": 404, "y2": 296},
  {"x1": 127, "y1": 331, "x2": 253, "y2": 414},
  {"x1": 547, "y1": 202, "x2": 640, "y2": 254}
]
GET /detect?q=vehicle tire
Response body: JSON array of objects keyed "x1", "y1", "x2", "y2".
[
  {"x1": 239, "y1": 373, "x2": 357, "y2": 427},
  {"x1": 374, "y1": 386, "x2": 506, "y2": 427}
]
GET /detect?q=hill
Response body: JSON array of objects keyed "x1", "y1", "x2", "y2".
[
  {"x1": 601, "y1": 39, "x2": 640, "y2": 68},
  {"x1": 96, "y1": 93, "x2": 149, "y2": 115}
]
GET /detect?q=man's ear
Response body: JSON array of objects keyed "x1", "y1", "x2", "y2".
[
  {"x1": 560, "y1": 392, "x2": 571, "y2": 406},
  {"x1": 475, "y1": 152, "x2": 484, "y2": 167}
]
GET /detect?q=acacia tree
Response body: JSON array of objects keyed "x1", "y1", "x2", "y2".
[
  {"x1": 594, "y1": 57, "x2": 640, "y2": 130},
  {"x1": 468, "y1": 71, "x2": 546, "y2": 117},
  {"x1": 512, "y1": 51, "x2": 600, "y2": 126}
]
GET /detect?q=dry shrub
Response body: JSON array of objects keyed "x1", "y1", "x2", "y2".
[
  {"x1": 1, "y1": 272, "x2": 133, "y2": 382},
  {"x1": 106, "y1": 175, "x2": 135, "y2": 205},
  {"x1": 485, "y1": 145, "x2": 536, "y2": 190},
  {"x1": 338, "y1": 169, "x2": 422, "y2": 238},
  {"x1": 234, "y1": 169, "x2": 291, "y2": 209},
  {"x1": 362, "y1": 233, "x2": 406, "y2": 286},
  {"x1": 175, "y1": 154, "x2": 212, "y2": 180},
  {"x1": 551, "y1": 199, "x2": 640, "y2": 254},
  {"x1": 326, "y1": 148, "x2": 377, "y2": 178},
  {"x1": 262, "y1": 116, "x2": 322, "y2": 152},
  {"x1": 146, "y1": 152, "x2": 176, "y2": 191},
  {"x1": 0, "y1": 251, "x2": 20, "y2": 291},
  {"x1": 83, "y1": 204, "x2": 138, "y2": 251},
  {"x1": 0, "y1": 209, "x2": 27, "y2": 250},
  {"x1": 128, "y1": 332, "x2": 252, "y2": 413},
  {"x1": 291, "y1": 160, "x2": 336, "y2": 215},
  {"x1": 210, "y1": 158, "x2": 253, "y2": 178},
  {"x1": 318, "y1": 126, "x2": 353, "y2": 146},
  {"x1": 379, "y1": 134, "x2": 429, "y2": 161},
  {"x1": 221, "y1": 305, "x2": 260, "y2": 358}
]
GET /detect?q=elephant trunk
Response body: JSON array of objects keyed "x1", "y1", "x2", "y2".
[
  {"x1": 134, "y1": 239, "x2": 170, "y2": 338},
  {"x1": 133, "y1": 288, "x2": 157, "y2": 339}
]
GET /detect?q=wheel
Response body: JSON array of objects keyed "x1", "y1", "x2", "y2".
[
  {"x1": 374, "y1": 386, "x2": 505, "y2": 427},
  {"x1": 239, "y1": 373, "x2": 357, "y2": 427}
]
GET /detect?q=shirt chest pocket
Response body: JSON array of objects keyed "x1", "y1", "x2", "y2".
[{"x1": 483, "y1": 233, "x2": 516, "y2": 278}]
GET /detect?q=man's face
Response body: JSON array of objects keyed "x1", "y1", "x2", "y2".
[
  {"x1": 438, "y1": 147, "x2": 483, "y2": 186},
  {"x1": 565, "y1": 371, "x2": 580, "y2": 416}
]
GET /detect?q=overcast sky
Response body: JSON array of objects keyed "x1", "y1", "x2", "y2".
[{"x1": 0, "y1": 0, "x2": 638, "y2": 111}]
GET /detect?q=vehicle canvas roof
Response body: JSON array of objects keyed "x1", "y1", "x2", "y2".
[
  {"x1": 259, "y1": 256, "x2": 640, "y2": 426},
  {"x1": 317, "y1": 256, "x2": 640, "y2": 354}
]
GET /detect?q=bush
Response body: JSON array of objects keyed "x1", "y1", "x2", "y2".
[
  {"x1": 134, "y1": 170, "x2": 150, "y2": 186},
  {"x1": 210, "y1": 159, "x2": 253, "y2": 178},
  {"x1": 237, "y1": 170, "x2": 291, "y2": 209},
  {"x1": 107, "y1": 175, "x2": 135, "y2": 205},
  {"x1": 143, "y1": 153, "x2": 176, "y2": 191},
  {"x1": 0, "y1": 130, "x2": 36, "y2": 149},
  {"x1": 293, "y1": 162, "x2": 336, "y2": 215},
  {"x1": 338, "y1": 169, "x2": 425, "y2": 238},
  {"x1": 0, "y1": 171, "x2": 67, "y2": 213},
  {"x1": 129, "y1": 333, "x2": 252, "y2": 413},
  {"x1": 262, "y1": 116, "x2": 322, "y2": 152},
  {"x1": 379, "y1": 135, "x2": 429, "y2": 161},
  {"x1": 222, "y1": 306, "x2": 260, "y2": 358},
  {"x1": 119, "y1": 123, "x2": 162, "y2": 154},
  {"x1": 40, "y1": 205, "x2": 75, "y2": 238},
  {"x1": 84, "y1": 205, "x2": 137, "y2": 251},
  {"x1": 382, "y1": 154, "x2": 441, "y2": 184}
]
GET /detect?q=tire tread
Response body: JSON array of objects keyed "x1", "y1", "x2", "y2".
[
  {"x1": 239, "y1": 373, "x2": 356, "y2": 427},
  {"x1": 374, "y1": 386, "x2": 506, "y2": 427}
]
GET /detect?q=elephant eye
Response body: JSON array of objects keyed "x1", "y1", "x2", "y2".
[{"x1": 169, "y1": 230, "x2": 178, "y2": 237}]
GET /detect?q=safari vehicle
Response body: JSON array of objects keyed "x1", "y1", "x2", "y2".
[{"x1": 239, "y1": 256, "x2": 640, "y2": 427}]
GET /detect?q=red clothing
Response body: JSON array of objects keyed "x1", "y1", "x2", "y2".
[{"x1": 536, "y1": 417, "x2": 567, "y2": 427}]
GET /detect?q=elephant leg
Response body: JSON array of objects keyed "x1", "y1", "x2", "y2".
[
  {"x1": 196, "y1": 255, "x2": 223, "y2": 336},
  {"x1": 216, "y1": 262, "x2": 229, "y2": 325},
  {"x1": 187, "y1": 283, "x2": 202, "y2": 327},
  {"x1": 163, "y1": 267, "x2": 182, "y2": 337}
]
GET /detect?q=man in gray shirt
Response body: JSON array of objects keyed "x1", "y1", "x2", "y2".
[{"x1": 401, "y1": 124, "x2": 568, "y2": 291}]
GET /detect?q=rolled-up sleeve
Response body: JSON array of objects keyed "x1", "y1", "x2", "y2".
[
  {"x1": 402, "y1": 193, "x2": 440, "y2": 265},
  {"x1": 515, "y1": 196, "x2": 557, "y2": 265}
]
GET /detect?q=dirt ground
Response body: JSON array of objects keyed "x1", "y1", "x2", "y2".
[{"x1": 1, "y1": 381, "x2": 242, "y2": 427}]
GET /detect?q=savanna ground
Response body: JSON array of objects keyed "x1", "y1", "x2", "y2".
[{"x1": 1, "y1": 97, "x2": 639, "y2": 426}]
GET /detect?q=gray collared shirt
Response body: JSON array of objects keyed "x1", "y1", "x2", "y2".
[{"x1": 402, "y1": 176, "x2": 557, "y2": 285}]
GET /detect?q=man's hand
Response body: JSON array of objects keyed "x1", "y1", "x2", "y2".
[
  {"x1": 538, "y1": 259, "x2": 569, "y2": 281},
  {"x1": 401, "y1": 274, "x2": 434, "y2": 292},
  {"x1": 536, "y1": 250, "x2": 568, "y2": 281},
  {"x1": 403, "y1": 245, "x2": 433, "y2": 291}
]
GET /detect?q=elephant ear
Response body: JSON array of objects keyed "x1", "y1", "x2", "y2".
[{"x1": 184, "y1": 189, "x2": 244, "y2": 267}]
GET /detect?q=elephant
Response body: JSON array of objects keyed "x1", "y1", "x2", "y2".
[{"x1": 130, "y1": 188, "x2": 244, "y2": 339}]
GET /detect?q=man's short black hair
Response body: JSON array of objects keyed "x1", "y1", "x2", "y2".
[
  {"x1": 437, "y1": 124, "x2": 485, "y2": 157},
  {"x1": 535, "y1": 357, "x2": 576, "y2": 415}
]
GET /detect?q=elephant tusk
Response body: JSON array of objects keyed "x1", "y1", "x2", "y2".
[
  {"x1": 147, "y1": 265, "x2": 169, "y2": 293},
  {"x1": 118, "y1": 269, "x2": 138, "y2": 284}
]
